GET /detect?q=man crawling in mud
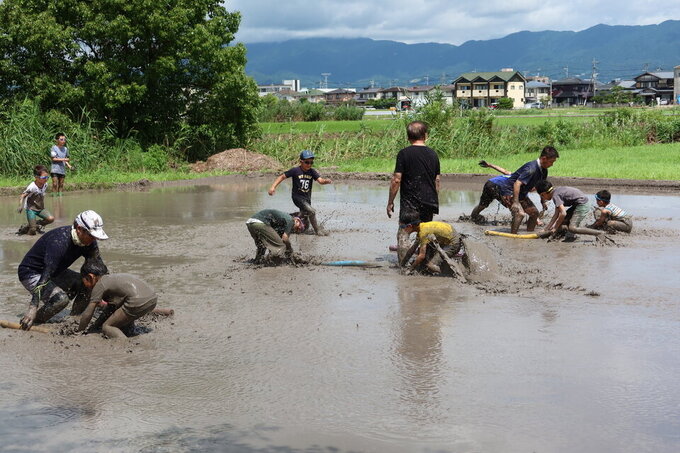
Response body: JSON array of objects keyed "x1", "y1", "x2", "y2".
[
  {"x1": 246, "y1": 209, "x2": 307, "y2": 264},
  {"x1": 399, "y1": 212, "x2": 462, "y2": 275},
  {"x1": 16, "y1": 210, "x2": 108, "y2": 330}
]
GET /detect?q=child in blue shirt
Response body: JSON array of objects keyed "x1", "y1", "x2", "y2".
[{"x1": 590, "y1": 190, "x2": 633, "y2": 233}]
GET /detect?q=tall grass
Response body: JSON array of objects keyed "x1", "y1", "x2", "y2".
[{"x1": 0, "y1": 99, "x2": 182, "y2": 177}]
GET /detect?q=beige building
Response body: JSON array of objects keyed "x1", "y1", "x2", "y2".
[{"x1": 451, "y1": 69, "x2": 526, "y2": 108}]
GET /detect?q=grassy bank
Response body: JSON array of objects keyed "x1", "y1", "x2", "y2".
[{"x1": 332, "y1": 143, "x2": 680, "y2": 180}]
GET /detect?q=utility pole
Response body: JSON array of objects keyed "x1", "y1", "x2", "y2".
[{"x1": 590, "y1": 58, "x2": 599, "y2": 105}]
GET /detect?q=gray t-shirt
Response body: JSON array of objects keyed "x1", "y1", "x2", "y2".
[
  {"x1": 50, "y1": 145, "x2": 69, "y2": 175},
  {"x1": 552, "y1": 186, "x2": 588, "y2": 208},
  {"x1": 89, "y1": 274, "x2": 156, "y2": 310}
]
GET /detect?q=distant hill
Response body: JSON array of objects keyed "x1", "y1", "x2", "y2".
[{"x1": 244, "y1": 21, "x2": 680, "y2": 88}]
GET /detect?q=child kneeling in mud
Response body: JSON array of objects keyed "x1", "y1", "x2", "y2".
[
  {"x1": 536, "y1": 180, "x2": 606, "y2": 242},
  {"x1": 399, "y1": 212, "x2": 462, "y2": 274},
  {"x1": 77, "y1": 259, "x2": 157, "y2": 339},
  {"x1": 589, "y1": 190, "x2": 633, "y2": 233}
]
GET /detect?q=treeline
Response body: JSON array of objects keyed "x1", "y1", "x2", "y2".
[
  {"x1": 257, "y1": 96, "x2": 365, "y2": 122},
  {"x1": 0, "y1": 0, "x2": 261, "y2": 176}
]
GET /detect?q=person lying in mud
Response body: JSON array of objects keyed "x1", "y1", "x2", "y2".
[
  {"x1": 399, "y1": 212, "x2": 462, "y2": 275},
  {"x1": 588, "y1": 190, "x2": 633, "y2": 233},
  {"x1": 17, "y1": 210, "x2": 108, "y2": 330},
  {"x1": 246, "y1": 209, "x2": 307, "y2": 264},
  {"x1": 77, "y1": 259, "x2": 158, "y2": 339},
  {"x1": 17, "y1": 165, "x2": 55, "y2": 235},
  {"x1": 470, "y1": 146, "x2": 558, "y2": 233},
  {"x1": 536, "y1": 180, "x2": 605, "y2": 242},
  {"x1": 268, "y1": 149, "x2": 333, "y2": 236}
]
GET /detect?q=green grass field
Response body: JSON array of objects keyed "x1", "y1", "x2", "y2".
[{"x1": 333, "y1": 143, "x2": 680, "y2": 180}]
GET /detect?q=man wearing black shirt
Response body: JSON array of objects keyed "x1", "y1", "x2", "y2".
[
  {"x1": 17, "y1": 210, "x2": 108, "y2": 330},
  {"x1": 386, "y1": 121, "x2": 441, "y2": 264}
]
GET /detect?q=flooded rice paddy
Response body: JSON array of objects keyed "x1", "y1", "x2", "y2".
[{"x1": 1, "y1": 176, "x2": 679, "y2": 452}]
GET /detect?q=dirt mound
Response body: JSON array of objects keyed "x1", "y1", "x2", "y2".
[{"x1": 191, "y1": 148, "x2": 282, "y2": 173}]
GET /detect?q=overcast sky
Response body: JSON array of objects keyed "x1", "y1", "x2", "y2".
[{"x1": 228, "y1": 1, "x2": 679, "y2": 45}]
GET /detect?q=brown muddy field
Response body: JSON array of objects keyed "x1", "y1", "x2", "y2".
[{"x1": 1, "y1": 175, "x2": 680, "y2": 453}]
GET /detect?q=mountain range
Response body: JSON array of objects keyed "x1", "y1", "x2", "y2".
[{"x1": 243, "y1": 20, "x2": 680, "y2": 88}]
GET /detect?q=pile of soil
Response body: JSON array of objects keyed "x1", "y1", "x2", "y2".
[{"x1": 190, "y1": 148, "x2": 282, "y2": 173}]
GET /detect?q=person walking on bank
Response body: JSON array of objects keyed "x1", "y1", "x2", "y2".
[
  {"x1": 268, "y1": 150, "x2": 333, "y2": 235},
  {"x1": 50, "y1": 132, "x2": 73, "y2": 196},
  {"x1": 386, "y1": 121, "x2": 441, "y2": 265}
]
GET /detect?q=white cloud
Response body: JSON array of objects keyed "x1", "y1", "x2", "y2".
[{"x1": 227, "y1": 0, "x2": 680, "y2": 44}]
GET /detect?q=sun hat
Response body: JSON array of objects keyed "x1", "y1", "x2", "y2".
[
  {"x1": 74, "y1": 210, "x2": 109, "y2": 240},
  {"x1": 300, "y1": 150, "x2": 315, "y2": 160}
]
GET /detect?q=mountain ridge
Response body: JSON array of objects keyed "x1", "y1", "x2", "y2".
[{"x1": 243, "y1": 21, "x2": 680, "y2": 87}]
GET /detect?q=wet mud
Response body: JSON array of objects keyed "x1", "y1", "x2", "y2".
[{"x1": 1, "y1": 176, "x2": 680, "y2": 452}]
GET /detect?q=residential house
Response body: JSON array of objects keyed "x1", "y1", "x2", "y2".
[
  {"x1": 379, "y1": 86, "x2": 407, "y2": 101},
  {"x1": 525, "y1": 81, "x2": 551, "y2": 104},
  {"x1": 292, "y1": 89, "x2": 326, "y2": 104},
  {"x1": 405, "y1": 85, "x2": 435, "y2": 106},
  {"x1": 551, "y1": 78, "x2": 594, "y2": 106},
  {"x1": 257, "y1": 80, "x2": 301, "y2": 97},
  {"x1": 451, "y1": 69, "x2": 526, "y2": 108},
  {"x1": 355, "y1": 87, "x2": 383, "y2": 106},
  {"x1": 437, "y1": 84, "x2": 456, "y2": 105},
  {"x1": 324, "y1": 88, "x2": 356, "y2": 105},
  {"x1": 634, "y1": 71, "x2": 674, "y2": 105}
]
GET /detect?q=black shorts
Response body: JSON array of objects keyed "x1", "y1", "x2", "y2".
[
  {"x1": 50, "y1": 172, "x2": 65, "y2": 178},
  {"x1": 399, "y1": 201, "x2": 437, "y2": 224},
  {"x1": 478, "y1": 180, "x2": 507, "y2": 208}
]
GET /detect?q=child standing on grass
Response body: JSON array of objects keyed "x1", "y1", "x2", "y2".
[
  {"x1": 536, "y1": 180, "x2": 605, "y2": 243},
  {"x1": 268, "y1": 149, "x2": 333, "y2": 235},
  {"x1": 50, "y1": 132, "x2": 73, "y2": 196},
  {"x1": 590, "y1": 190, "x2": 633, "y2": 233},
  {"x1": 77, "y1": 259, "x2": 158, "y2": 339},
  {"x1": 17, "y1": 165, "x2": 55, "y2": 235}
]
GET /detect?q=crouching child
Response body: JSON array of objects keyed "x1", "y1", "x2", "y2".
[
  {"x1": 399, "y1": 212, "x2": 462, "y2": 275},
  {"x1": 536, "y1": 180, "x2": 605, "y2": 242},
  {"x1": 77, "y1": 259, "x2": 157, "y2": 339},
  {"x1": 590, "y1": 190, "x2": 633, "y2": 233}
]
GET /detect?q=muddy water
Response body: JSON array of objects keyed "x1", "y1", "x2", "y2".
[{"x1": 1, "y1": 177, "x2": 680, "y2": 453}]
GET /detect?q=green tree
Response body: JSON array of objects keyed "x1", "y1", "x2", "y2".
[
  {"x1": 0, "y1": 0, "x2": 259, "y2": 159},
  {"x1": 497, "y1": 97, "x2": 514, "y2": 109}
]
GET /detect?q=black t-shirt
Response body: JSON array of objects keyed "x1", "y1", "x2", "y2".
[
  {"x1": 394, "y1": 145, "x2": 440, "y2": 211},
  {"x1": 18, "y1": 226, "x2": 100, "y2": 284},
  {"x1": 284, "y1": 166, "x2": 320, "y2": 203}
]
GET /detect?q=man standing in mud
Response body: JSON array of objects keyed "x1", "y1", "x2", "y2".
[
  {"x1": 387, "y1": 121, "x2": 441, "y2": 265},
  {"x1": 16, "y1": 210, "x2": 108, "y2": 330},
  {"x1": 470, "y1": 146, "x2": 559, "y2": 234}
]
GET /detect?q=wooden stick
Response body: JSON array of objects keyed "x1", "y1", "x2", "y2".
[
  {"x1": 0, "y1": 320, "x2": 52, "y2": 334},
  {"x1": 151, "y1": 308, "x2": 174, "y2": 316}
]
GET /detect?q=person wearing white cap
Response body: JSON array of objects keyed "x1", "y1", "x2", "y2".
[{"x1": 16, "y1": 210, "x2": 108, "y2": 330}]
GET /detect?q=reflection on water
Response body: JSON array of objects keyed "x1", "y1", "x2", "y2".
[{"x1": 1, "y1": 177, "x2": 680, "y2": 452}]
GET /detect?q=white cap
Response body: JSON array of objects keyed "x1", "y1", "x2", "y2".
[{"x1": 74, "y1": 210, "x2": 108, "y2": 240}]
